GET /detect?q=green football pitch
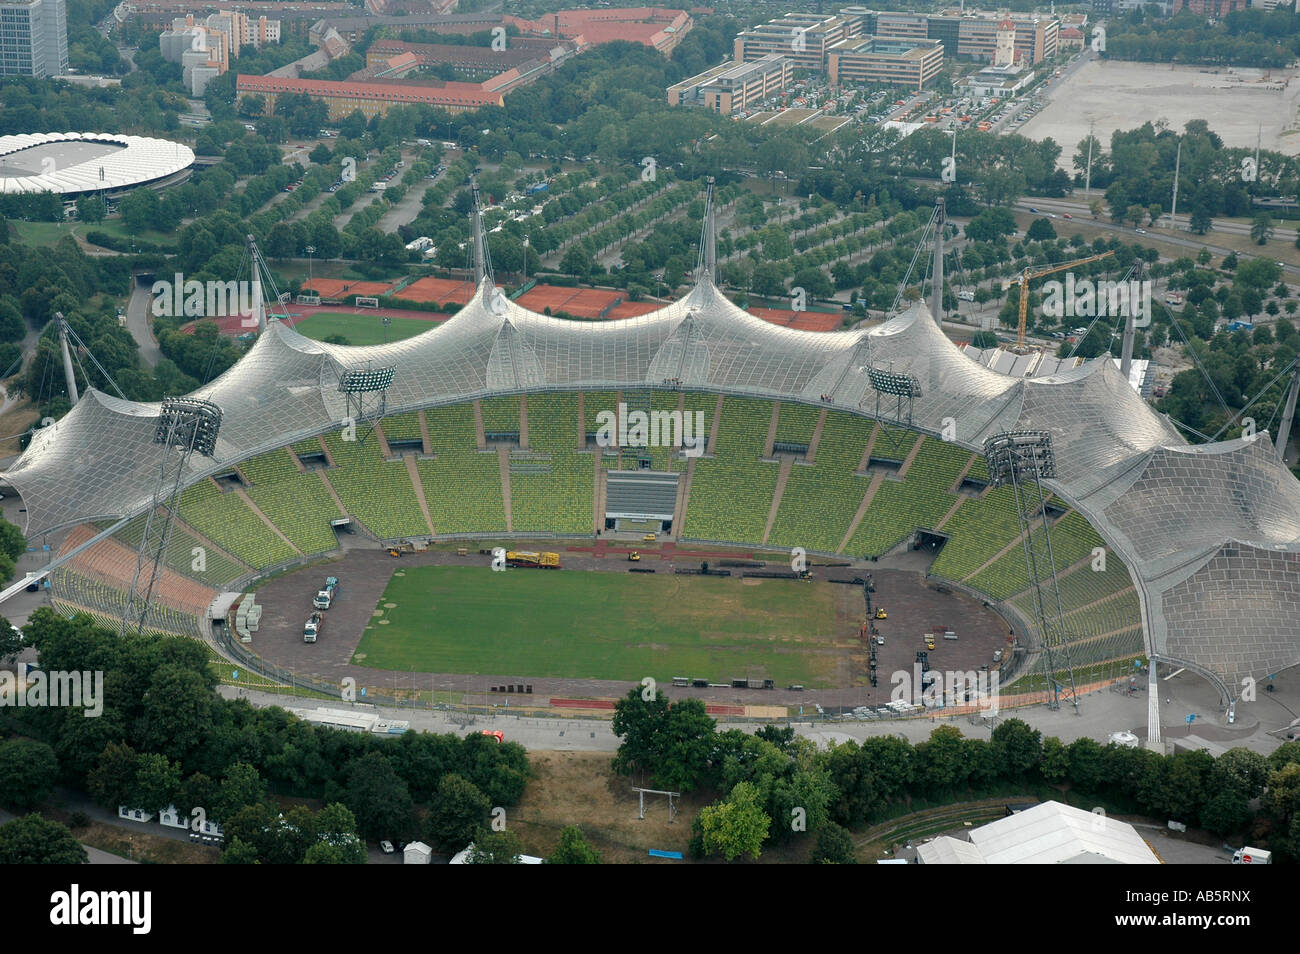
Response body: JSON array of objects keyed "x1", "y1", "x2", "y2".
[
  {"x1": 291, "y1": 312, "x2": 433, "y2": 345},
  {"x1": 352, "y1": 566, "x2": 851, "y2": 687}
]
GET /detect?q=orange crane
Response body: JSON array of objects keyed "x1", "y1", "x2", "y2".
[{"x1": 1005, "y1": 250, "x2": 1114, "y2": 352}]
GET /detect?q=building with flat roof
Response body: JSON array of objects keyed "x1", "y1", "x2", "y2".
[
  {"x1": 862, "y1": 8, "x2": 1059, "y2": 64},
  {"x1": 505, "y1": 6, "x2": 692, "y2": 54},
  {"x1": 957, "y1": 60, "x2": 1033, "y2": 98},
  {"x1": 0, "y1": 0, "x2": 67, "y2": 77},
  {"x1": 732, "y1": 10, "x2": 866, "y2": 72},
  {"x1": 236, "y1": 73, "x2": 504, "y2": 119},
  {"x1": 827, "y1": 35, "x2": 944, "y2": 90},
  {"x1": 667, "y1": 53, "x2": 793, "y2": 114}
]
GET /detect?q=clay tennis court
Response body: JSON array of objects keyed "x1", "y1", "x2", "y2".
[{"x1": 400, "y1": 276, "x2": 477, "y2": 306}]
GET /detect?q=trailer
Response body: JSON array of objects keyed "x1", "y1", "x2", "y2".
[{"x1": 505, "y1": 550, "x2": 561, "y2": 569}]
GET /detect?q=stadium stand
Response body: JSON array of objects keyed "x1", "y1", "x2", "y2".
[
  {"x1": 683, "y1": 396, "x2": 779, "y2": 542},
  {"x1": 381, "y1": 412, "x2": 424, "y2": 443},
  {"x1": 292, "y1": 437, "x2": 325, "y2": 457},
  {"x1": 928, "y1": 483, "x2": 1027, "y2": 582},
  {"x1": 774, "y1": 401, "x2": 821, "y2": 447},
  {"x1": 845, "y1": 435, "x2": 973, "y2": 557},
  {"x1": 109, "y1": 514, "x2": 249, "y2": 589},
  {"x1": 61, "y1": 523, "x2": 218, "y2": 619},
  {"x1": 416, "y1": 404, "x2": 507, "y2": 534},
  {"x1": 51, "y1": 568, "x2": 207, "y2": 639},
  {"x1": 511, "y1": 393, "x2": 592, "y2": 534},
  {"x1": 178, "y1": 479, "x2": 299, "y2": 570},
  {"x1": 480, "y1": 396, "x2": 520, "y2": 434},
  {"x1": 321, "y1": 429, "x2": 429, "y2": 539},
  {"x1": 966, "y1": 510, "x2": 1106, "y2": 600},
  {"x1": 239, "y1": 448, "x2": 345, "y2": 556},
  {"x1": 768, "y1": 411, "x2": 875, "y2": 553}
]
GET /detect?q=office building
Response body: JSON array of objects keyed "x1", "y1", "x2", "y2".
[{"x1": 0, "y1": 0, "x2": 67, "y2": 77}]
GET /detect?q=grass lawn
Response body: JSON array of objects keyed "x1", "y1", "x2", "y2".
[
  {"x1": 9, "y1": 218, "x2": 177, "y2": 249},
  {"x1": 352, "y1": 565, "x2": 848, "y2": 686},
  {"x1": 291, "y1": 312, "x2": 434, "y2": 345}
]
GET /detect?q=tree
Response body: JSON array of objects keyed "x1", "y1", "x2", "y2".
[
  {"x1": 340, "y1": 751, "x2": 417, "y2": 841},
  {"x1": 0, "y1": 613, "x2": 21, "y2": 661},
  {"x1": 309, "y1": 144, "x2": 333, "y2": 165},
  {"x1": 220, "y1": 837, "x2": 261, "y2": 864},
  {"x1": 426, "y1": 774, "x2": 489, "y2": 853},
  {"x1": 1026, "y1": 217, "x2": 1056, "y2": 242},
  {"x1": 214, "y1": 762, "x2": 267, "y2": 823},
  {"x1": 560, "y1": 245, "x2": 594, "y2": 279},
  {"x1": 1250, "y1": 213, "x2": 1275, "y2": 246},
  {"x1": 0, "y1": 814, "x2": 87, "y2": 864},
  {"x1": 991, "y1": 719, "x2": 1042, "y2": 777},
  {"x1": 697, "y1": 781, "x2": 770, "y2": 861},
  {"x1": 811, "y1": 821, "x2": 856, "y2": 864},
  {"x1": 0, "y1": 739, "x2": 58, "y2": 811},
  {"x1": 466, "y1": 827, "x2": 524, "y2": 864},
  {"x1": 547, "y1": 825, "x2": 602, "y2": 864},
  {"x1": 131, "y1": 753, "x2": 182, "y2": 815},
  {"x1": 1038, "y1": 736, "x2": 1070, "y2": 783},
  {"x1": 88, "y1": 741, "x2": 140, "y2": 811},
  {"x1": 75, "y1": 196, "x2": 106, "y2": 224}
]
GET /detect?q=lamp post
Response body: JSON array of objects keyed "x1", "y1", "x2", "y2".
[
  {"x1": 305, "y1": 245, "x2": 315, "y2": 295},
  {"x1": 382, "y1": 315, "x2": 391, "y2": 344}
]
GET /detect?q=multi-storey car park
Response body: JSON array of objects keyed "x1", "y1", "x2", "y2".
[{"x1": 2, "y1": 197, "x2": 1298, "y2": 733}]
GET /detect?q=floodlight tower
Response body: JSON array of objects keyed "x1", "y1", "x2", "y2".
[
  {"x1": 865, "y1": 365, "x2": 922, "y2": 455},
  {"x1": 120, "y1": 398, "x2": 223, "y2": 637},
  {"x1": 983, "y1": 430, "x2": 1079, "y2": 712},
  {"x1": 339, "y1": 364, "x2": 396, "y2": 446}
]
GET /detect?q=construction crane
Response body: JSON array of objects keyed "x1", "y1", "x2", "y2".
[{"x1": 1005, "y1": 250, "x2": 1114, "y2": 352}]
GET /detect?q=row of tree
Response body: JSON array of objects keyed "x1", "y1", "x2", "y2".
[
  {"x1": 0, "y1": 609, "x2": 535, "y2": 863},
  {"x1": 611, "y1": 688, "x2": 1300, "y2": 862}
]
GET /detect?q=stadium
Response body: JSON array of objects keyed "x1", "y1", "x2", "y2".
[
  {"x1": 0, "y1": 132, "x2": 195, "y2": 197},
  {"x1": 2, "y1": 194, "x2": 1299, "y2": 726}
]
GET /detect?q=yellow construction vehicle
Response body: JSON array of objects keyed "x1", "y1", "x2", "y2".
[
  {"x1": 628, "y1": 551, "x2": 641, "y2": 562},
  {"x1": 875, "y1": 608, "x2": 888, "y2": 620},
  {"x1": 1005, "y1": 250, "x2": 1114, "y2": 352}
]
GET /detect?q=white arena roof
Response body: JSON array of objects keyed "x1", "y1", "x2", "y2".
[{"x1": 0, "y1": 132, "x2": 194, "y2": 196}]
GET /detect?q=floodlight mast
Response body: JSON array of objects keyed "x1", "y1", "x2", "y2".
[
  {"x1": 866, "y1": 364, "x2": 922, "y2": 429},
  {"x1": 338, "y1": 364, "x2": 396, "y2": 445},
  {"x1": 983, "y1": 431, "x2": 1079, "y2": 713},
  {"x1": 120, "y1": 398, "x2": 223, "y2": 637}
]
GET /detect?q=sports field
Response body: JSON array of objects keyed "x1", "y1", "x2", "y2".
[
  {"x1": 352, "y1": 566, "x2": 854, "y2": 686},
  {"x1": 291, "y1": 312, "x2": 432, "y2": 345}
]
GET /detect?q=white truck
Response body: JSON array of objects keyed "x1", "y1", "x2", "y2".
[
  {"x1": 1231, "y1": 846, "x2": 1271, "y2": 864},
  {"x1": 313, "y1": 576, "x2": 339, "y2": 610},
  {"x1": 304, "y1": 612, "x2": 323, "y2": 643}
]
